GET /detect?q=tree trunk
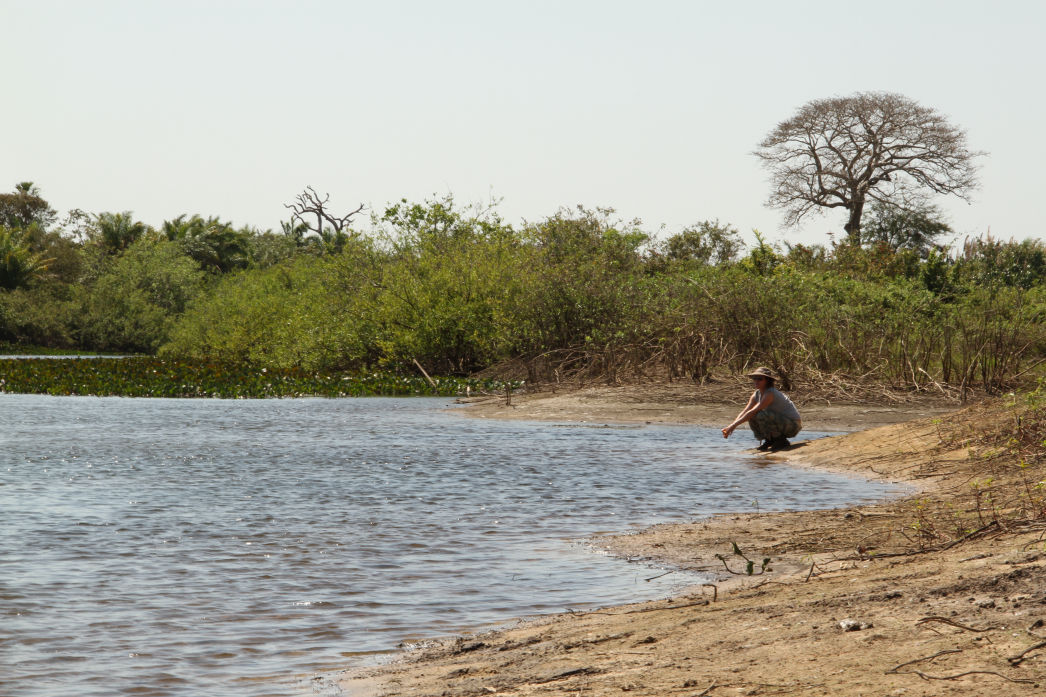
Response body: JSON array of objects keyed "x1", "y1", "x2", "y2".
[{"x1": 843, "y1": 196, "x2": 865, "y2": 246}]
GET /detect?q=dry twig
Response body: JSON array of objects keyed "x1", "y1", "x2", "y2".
[
  {"x1": 916, "y1": 616, "x2": 996, "y2": 633},
  {"x1": 1008, "y1": 640, "x2": 1046, "y2": 666},
  {"x1": 886, "y1": 648, "x2": 962, "y2": 674},
  {"x1": 904, "y1": 669, "x2": 1035, "y2": 684}
]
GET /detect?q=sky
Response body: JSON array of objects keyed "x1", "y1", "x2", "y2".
[{"x1": 3, "y1": 0, "x2": 1044, "y2": 248}]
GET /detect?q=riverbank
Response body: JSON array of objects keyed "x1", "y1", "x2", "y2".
[
  {"x1": 454, "y1": 381, "x2": 955, "y2": 431},
  {"x1": 339, "y1": 386, "x2": 1046, "y2": 696}
]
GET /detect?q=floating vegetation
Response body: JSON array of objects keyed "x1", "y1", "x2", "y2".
[
  {"x1": 0, "y1": 357, "x2": 522, "y2": 398},
  {"x1": 0, "y1": 343, "x2": 106, "y2": 356}
]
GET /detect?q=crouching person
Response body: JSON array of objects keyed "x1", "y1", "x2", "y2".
[{"x1": 721, "y1": 367, "x2": 802, "y2": 451}]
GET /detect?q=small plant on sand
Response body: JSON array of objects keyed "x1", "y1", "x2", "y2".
[
  {"x1": 969, "y1": 478, "x2": 1000, "y2": 527},
  {"x1": 715, "y1": 541, "x2": 772, "y2": 576},
  {"x1": 905, "y1": 498, "x2": 947, "y2": 548}
]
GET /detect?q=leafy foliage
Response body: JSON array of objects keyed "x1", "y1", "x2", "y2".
[
  {"x1": 94, "y1": 212, "x2": 151, "y2": 253},
  {"x1": 0, "y1": 182, "x2": 58, "y2": 230},
  {"x1": 861, "y1": 201, "x2": 952, "y2": 256},
  {"x1": 163, "y1": 214, "x2": 250, "y2": 272},
  {"x1": 160, "y1": 254, "x2": 360, "y2": 370},
  {"x1": 79, "y1": 239, "x2": 205, "y2": 352},
  {"x1": 659, "y1": 219, "x2": 744, "y2": 265},
  {"x1": 0, "y1": 227, "x2": 51, "y2": 290},
  {"x1": 954, "y1": 235, "x2": 1046, "y2": 290},
  {"x1": 0, "y1": 286, "x2": 80, "y2": 346}
]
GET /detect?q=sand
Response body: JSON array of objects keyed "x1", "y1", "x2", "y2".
[{"x1": 338, "y1": 385, "x2": 1045, "y2": 696}]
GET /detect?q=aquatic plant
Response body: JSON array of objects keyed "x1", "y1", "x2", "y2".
[{"x1": 0, "y1": 357, "x2": 521, "y2": 398}]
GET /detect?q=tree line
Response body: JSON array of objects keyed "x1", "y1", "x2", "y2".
[{"x1": 1, "y1": 182, "x2": 1044, "y2": 397}]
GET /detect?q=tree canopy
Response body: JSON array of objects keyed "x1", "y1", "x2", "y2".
[
  {"x1": 755, "y1": 92, "x2": 982, "y2": 244},
  {"x1": 0, "y1": 182, "x2": 58, "y2": 230}
]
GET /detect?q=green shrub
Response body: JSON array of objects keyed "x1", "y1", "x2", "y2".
[
  {"x1": 79, "y1": 239, "x2": 204, "y2": 352},
  {"x1": 0, "y1": 286, "x2": 80, "y2": 347},
  {"x1": 161, "y1": 255, "x2": 340, "y2": 368}
]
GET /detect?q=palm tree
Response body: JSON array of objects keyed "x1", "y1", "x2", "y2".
[
  {"x1": 0, "y1": 228, "x2": 50, "y2": 289},
  {"x1": 95, "y1": 212, "x2": 148, "y2": 253},
  {"x1": 162, "y1": 214, "x2": 194, "y2": 241},
  {"x1": 163, "y1": 214, "x2": 249, "y2": 272}
]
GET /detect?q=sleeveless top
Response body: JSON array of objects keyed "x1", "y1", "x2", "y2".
[{"x1": 754, "y1": 386, "x2": 801, "y2": 422}]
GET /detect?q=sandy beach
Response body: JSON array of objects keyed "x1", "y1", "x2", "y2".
[{"x1": 339, "y1": 385, "x2": 1045, "y2": 696}]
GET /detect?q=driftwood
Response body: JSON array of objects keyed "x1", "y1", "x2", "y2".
[{"x1": 412, "y1": 359, "x2": 438, "y2": 390}]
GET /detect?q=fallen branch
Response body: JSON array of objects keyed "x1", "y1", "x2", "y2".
[
  {"x1": 1008, "y1": 639, "x2": 1046, "y2": 666},
  {"x1": 412, "y1": 359, "x2": 438, "y2": 390},
  {"x1": 695, "y1": 682, "x2": 717, "y2": 697},
  {"x1": 644, "y1": 569, "x2": 677, "y2": 582},
  {"x1": 532, "y1": 666, "x2": 599, "y2": 684},
  {"x1": 886, "y1": 649, "x2": 962, "y2": 674},
  {"x1": 838, "y1": 521, "x2": 1002, "y2": 561},
  {"x1": 916, "y1": 616, "x2": 996, "y2": 633},
  {"x1": 590, "y1": 599, "x2": 714, "y2": 616},
  {"x1": 904, "y1": 669, "x2": 1035, "y2": 684}
]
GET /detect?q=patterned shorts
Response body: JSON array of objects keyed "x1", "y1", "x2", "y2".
[{"x1": 749, "y1": 410, "x2": 802, "y2": 441}]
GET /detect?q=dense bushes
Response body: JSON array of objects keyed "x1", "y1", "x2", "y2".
[
  {"x1": 219, "y1": 233, "x2": 1045, "y2": 394},
  {"x1": 80, "y1": 239, "x2": 205, "y2": 353},
  {"x1": 2, "y1": 185, "x2": 1045, "y2": 394},
  {"x1": 160, "y1": 254, "x2": 365, "y2": 369},
  {"x1": 368, "y1": 199, "x2": 528, "y2": 372}
]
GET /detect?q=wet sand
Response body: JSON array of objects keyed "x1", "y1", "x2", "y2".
[{"x1": 339, "y1": 385, "x2": 1045, "y2": 696}]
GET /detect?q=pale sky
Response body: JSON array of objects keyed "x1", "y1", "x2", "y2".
[{"x1": 4, "y1": 0, "x2": 1044, "y2": 247}]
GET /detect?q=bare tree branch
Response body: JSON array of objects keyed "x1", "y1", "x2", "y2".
[{"x1": 284, "y1": 186, "x2": 365, "y2": 240}]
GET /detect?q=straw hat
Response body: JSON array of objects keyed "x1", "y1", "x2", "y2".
[{"x1": 745, "y1": 367, "x2": 777, "y2": 380}]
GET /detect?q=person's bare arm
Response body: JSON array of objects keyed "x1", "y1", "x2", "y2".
[{"x1": 722, "y1": 390, "x2": 775, "y2": 438}]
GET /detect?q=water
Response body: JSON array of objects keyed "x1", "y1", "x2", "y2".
[{"x1": 0, "y1": 395, "x2": 901, "y2": 696}]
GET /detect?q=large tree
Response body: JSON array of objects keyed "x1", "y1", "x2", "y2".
[{"x1": 755, "y1": 92, "x2": 982, "y2": 244}]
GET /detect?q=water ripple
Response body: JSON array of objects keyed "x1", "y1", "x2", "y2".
[{"x1": 0, "y1": 395, "x2": 900, "y2": 696}]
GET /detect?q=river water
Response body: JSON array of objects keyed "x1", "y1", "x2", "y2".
[{"x1": 0, "y1": 395, "x2": 900, "y2": 696}]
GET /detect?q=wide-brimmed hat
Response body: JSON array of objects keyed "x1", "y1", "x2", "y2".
[{"x1": 745, "y1": 367, "x2": 776, "y2": 380}]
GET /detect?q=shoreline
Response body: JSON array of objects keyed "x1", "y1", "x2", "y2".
[
  {"x1": 339, "y1": 385, "x2": 1045, "y2": 696},
  {"x1": 452, "y1": 382, "x2": 956, "y2": 432}
]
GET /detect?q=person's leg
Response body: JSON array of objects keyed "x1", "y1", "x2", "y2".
[
  {"x1": 768, "y1": 414, "x2": 800, "y2": 450},
  {"x1": 749, "y1": 411, "x2": 774, "y2": 449},
  {"x1": 751, "y1": 411, "x2": 800, "y2": 450}
]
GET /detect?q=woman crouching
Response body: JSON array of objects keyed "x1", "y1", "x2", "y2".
[{"x1": 721, "y1": 367, "x2": 802, "y2": 451}]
